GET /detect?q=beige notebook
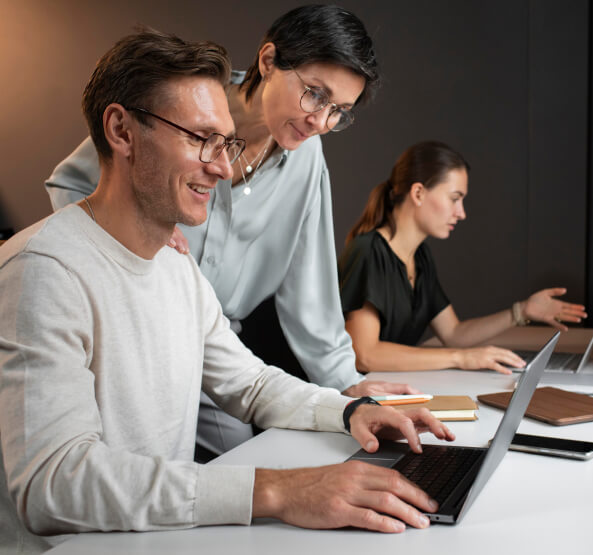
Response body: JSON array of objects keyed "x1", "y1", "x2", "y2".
[{"x1": 392, "y1": 395, "x2": 478, "y2": 421}]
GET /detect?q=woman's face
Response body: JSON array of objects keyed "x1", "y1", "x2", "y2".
[
  {"x1": 415, "y1": 168, "x2": 468, "y2": 239},
  {"x1": 259, "y1": 60, "x2": 366, "y2": 150}
]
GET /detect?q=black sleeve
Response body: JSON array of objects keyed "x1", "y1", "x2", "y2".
[{"x1": 338, "y1": 235, "x2": 387, "y2": 323}]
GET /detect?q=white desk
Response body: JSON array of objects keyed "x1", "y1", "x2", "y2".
[{"x1": 48, "y1": 363, "x2": 593, "y2": 554}]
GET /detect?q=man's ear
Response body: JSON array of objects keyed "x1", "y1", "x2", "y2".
[
  {"x1": 410, "y1": 182, "x2": 425, "y2": 207},
  {"x1": 103, "y1": 104, "x2": 134, "y2": 158},
  {"x1": 257, "y1": 42, "x2": 277, "y2": 82}
]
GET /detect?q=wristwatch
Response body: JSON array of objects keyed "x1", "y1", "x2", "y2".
[{"x1": 342, "y1": 396, "x2": 380, "y2": 432}]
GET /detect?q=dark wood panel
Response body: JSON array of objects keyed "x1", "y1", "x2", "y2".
[{"x1": 527, "y1": 0, "x2": 589, "y2": 306}]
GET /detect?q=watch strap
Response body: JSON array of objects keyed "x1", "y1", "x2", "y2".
[{"x1": 342, "y1": 396, "x2": 380, "y2": 432}]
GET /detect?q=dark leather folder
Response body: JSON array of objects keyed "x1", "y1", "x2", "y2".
[{"x1": 478, "y1": 386, "x2": 593, "y2": 426}]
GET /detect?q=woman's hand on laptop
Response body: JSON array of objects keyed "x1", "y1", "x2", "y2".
[
  {"x1": 349, "y1": 405, "x2": 455, "y2": 454},
  {"x1": 455, "y1": 345, "x2": 524, "y2": 374}
]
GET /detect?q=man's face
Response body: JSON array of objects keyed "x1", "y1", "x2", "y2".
[{"x1": 130, "y1": 76, "x2": 234, "y2": 228}]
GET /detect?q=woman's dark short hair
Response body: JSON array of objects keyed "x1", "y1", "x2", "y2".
[
  {"x1": 241, "y1": 4, "x2": 380, "y2": 105},
  {"x1": 82, "y1": 27, "x2": 231, "y2": 161}
]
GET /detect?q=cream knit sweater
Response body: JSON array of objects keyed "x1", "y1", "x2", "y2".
[{"x1": 0, "y1": 205, "x2": 348, "y2": 553}]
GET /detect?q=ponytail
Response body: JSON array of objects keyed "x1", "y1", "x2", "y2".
[
  {"x1": 345, "y1": 179, "x2": 395, "y2": 244},
  {"x1": 345, "y1": 140, "x2": 470, "y2": 246}
]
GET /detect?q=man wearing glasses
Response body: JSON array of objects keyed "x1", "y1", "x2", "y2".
[
  {"x1": 0, "y1": 28, "x2": 453, "y2": 554},
  {"x1": 44, "y1": 6, "x2": 417, "y2": 463}
]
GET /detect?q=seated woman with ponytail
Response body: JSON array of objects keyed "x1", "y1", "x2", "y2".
[{"x1": 338, "y1": 141, "x2": 587, "y2": 374}]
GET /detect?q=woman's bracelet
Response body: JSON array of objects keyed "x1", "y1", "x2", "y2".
[{"x1": 512, "y1": 301, "x2": 530, "y2": 326}]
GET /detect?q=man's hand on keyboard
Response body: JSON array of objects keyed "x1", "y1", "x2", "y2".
[{"x1": 349, "y1": 405, "x2": 456, "y2": 454}]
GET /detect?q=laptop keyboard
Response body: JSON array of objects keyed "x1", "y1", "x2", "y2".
[
  {"x1": 514, "y1": 351, "x2": 580, "y2": 372},
  {"x1": 544, "y1": 352, "x2": 579, "y2": 371},
  {"x1": 394, "y1": 445, "x2": 483, "y2": 506}
]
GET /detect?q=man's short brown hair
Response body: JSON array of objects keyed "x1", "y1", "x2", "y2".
[{"x1": 82, "y1": 27, "x2": 231, "y2": 161}]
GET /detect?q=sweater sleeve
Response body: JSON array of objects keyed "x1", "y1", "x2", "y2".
[
  {"x1": 44, "y1": 137, "x2": 100, "y2": 210},
  {"x1": 197, "y1": 268, "x2": 350, "y2": 435},
  {"x1": 0, "y1": 252, "x2": 250, "y2": 536},
  {"x1": 271, "y1": 167, "x2": 364, "y2": 392}
]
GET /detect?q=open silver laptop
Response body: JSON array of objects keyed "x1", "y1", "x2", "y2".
[
  {"x1": 347, "y1": 331, "x2": 559, "y2": 524},
  {"x1": 512, "y1": 333, "x2": 593, "y2": 385}
]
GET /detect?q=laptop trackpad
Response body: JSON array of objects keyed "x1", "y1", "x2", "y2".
[
  {"x1": 350, "y1": 456, "x2": 401, "y2": 468},
  {"x1": 347, "y1": 442, "x2": 409, "y2": 468}
]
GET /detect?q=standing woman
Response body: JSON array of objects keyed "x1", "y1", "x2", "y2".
[
  {"x1": 45, "y1": 6, "x2": 415, "y2": 458},
  {"x1": 339, "y1": 141, "x2": 587, "y2": 374}
]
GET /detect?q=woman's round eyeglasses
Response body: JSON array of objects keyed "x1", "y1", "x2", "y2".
[{"x1": 291, "y1": 69, "x2": 355, "y2": 132}]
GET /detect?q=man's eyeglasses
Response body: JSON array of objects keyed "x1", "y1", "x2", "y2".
[
  {"x1": 127, "y1": 107, "x2": 246, "y2": 164},
  {"x1": 292, "y1": 69, "x2": 355, "y2": 132}
]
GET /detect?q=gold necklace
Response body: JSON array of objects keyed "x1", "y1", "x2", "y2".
[
  {"x1": 396, "y1": 248, "x2": 415, "y2": 285},
  {"x1": 405, "y1": 255, "x2": 415, "y2": 284}
]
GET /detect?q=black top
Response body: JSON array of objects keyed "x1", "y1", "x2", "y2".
[{"x1": 338, "y1": 231, "x2": 450, "y2": 346}]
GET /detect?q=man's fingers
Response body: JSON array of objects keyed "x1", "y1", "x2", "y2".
[
  {"x1": 421, "y1": 415, "x2": 456, "y2": 441},
  {"x1": 395, "y1": 407, "x2": 455, "y2": 442},
  {"x1": 352, "y1": 491, "x2": 431, "y2": 530},
  {"x1": 346, "y1": 506, "x2": 406, "y2": 533},
  {"x1": 345, "y1": 462, "x2": 438, "y2": 515},
  {"x1": 349, "y1": 411, "x2": 422, "y2": 454},
  {"x1": 389, "y1": 414, "x2": 423, "y2": 453},
  {"x1": 371, "y1": 469, "x2": 437, "y2": 515},
  {"x1": 350, "y1": 420, "x2": 380, "y2": 453},
  {"x1": 258, "y1": 462, "x2": 441, "y2": 535}
]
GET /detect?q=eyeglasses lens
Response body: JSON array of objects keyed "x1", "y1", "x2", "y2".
[
  {"x1": 226, "y1": 141, "x2": 245, "y2": 165},
  {"x1": 327, "y1": 109, "x2": 354, "y2": 132},
  {"x1": 201, "y1": 134, "x2": 227, "y2": 163},
  {"x1": 300, "y1": 89, "x2": 353, "y2": 132}
]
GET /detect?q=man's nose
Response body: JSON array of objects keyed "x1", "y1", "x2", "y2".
[{"x1": 207, "y1": 149, "x2": 233, "y2": 181}]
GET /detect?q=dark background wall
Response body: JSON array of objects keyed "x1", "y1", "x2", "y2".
[{"x1": 0, "y1": 0, "x2": 590, "y2": 323}]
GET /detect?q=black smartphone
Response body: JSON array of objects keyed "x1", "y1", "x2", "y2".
[{"x1": 508, "y1": 433, "x2": 593, "y2": 460}]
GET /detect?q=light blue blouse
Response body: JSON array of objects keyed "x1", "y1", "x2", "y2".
[{"x1": 45, "y1": 75, "x2": 363, "y2": 392}]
